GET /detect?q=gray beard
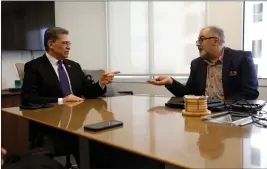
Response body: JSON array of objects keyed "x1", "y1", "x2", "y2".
[{"x1": 199, "y1": 50, "x2": 209, "y2": 59}]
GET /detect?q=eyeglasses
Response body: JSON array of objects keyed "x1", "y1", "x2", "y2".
[
  {"x1": 61, "y1": 41, "x2": 71, "y2": 46},
  {"x1": 196, "y1": 37, "x2": 216, "y2": 44},
  {"x1": 55, "y1": 41, "x2": 72, "y2": 46}
]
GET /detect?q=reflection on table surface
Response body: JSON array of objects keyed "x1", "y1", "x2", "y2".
[{"x1": 2, "y1": 95, "x2": 267, "y2": 168}]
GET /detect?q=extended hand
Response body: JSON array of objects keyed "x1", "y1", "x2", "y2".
[
  {"x1": 99, "y1": 71, "x2": 120, "y2": 86},
  {"x1": 147, "y1": 76, "x2": 173, "y2": 85}
]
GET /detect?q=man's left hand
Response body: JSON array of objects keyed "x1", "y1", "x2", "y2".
[
  {"x1": 99, "y1": 71, "x2": 120, "y2": 86},
  {"x1": 2, "y1": 148, "x2": 7, "y2": 166}
]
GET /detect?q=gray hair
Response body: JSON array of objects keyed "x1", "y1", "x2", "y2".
[
  {"x1": 202, "y1": 26, "x2": 225, "y2": 46},
  {"x1": 44, "y1": 27, "x2": 69, "y2": 51}
]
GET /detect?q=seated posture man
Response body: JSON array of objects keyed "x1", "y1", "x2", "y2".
[
  {"x1": 21, "y1": 27, "x2": 119, "y2": 167},
  {"x1": 148, "y1": 26, "x2": 259, "y2": 100},
  {"x1": 21, "y1": 27, "x2": 119, "y2": 104}
]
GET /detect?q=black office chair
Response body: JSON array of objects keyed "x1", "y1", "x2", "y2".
[
  {"x1": 65, "y1": 154, "x2": 78, "y2": 169},
  {"x1": 29, "y1": 128, "x2": 78, "y2": 169}
]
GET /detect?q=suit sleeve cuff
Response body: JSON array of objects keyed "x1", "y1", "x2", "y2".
[
  {"x1": 98, "y1": 81, "x2": 106, "y2": 90},
  {"x1": 165, "y1": 77, "x2": 174, "y2": 89},
  {"x1": 58, "y1": 98, "x2": 63, "y2": 104}
]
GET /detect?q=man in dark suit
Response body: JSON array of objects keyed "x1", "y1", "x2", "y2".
[
  {"x1": 21, "y1": 27, "x2": 119, "y2": 104},
  {"x1": 20, "y1": 27, "x2": 120, "y2": 168},
  {"x1": 147, "y1": 26, "x2": 259, "y2": 100}
]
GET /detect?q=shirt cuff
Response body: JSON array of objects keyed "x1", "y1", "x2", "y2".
[
  {"x1": 165, "y1": 78, "x2": 174, "y2": 88},
  {"x1": 58, "y1": 98, "x2": 63, "y2": 104},
  {"x1": 99, "y1": 81, "x2": 106, "y2": 89}
]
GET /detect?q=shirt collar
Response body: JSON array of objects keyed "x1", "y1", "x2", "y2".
[
  {"x1": 46, "y1": 52, "x2": 59, "y2": 66},
  {"x1": 204, "y1": 49, "x2": 224, "y2": 65},
  {"x1": 218, "y1": 49, "x2": 224, "y2": 63}
]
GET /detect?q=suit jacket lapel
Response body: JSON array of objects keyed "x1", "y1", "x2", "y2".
[
  {"x1": 200, "y1": 59, "x2": 207, "y2": 95},
  {"x1": 222, "y1": 48, "x2": 232, "y2": 95},
  {"x1": 40, "y1": 55, "x2": 61, "y2": 92}
]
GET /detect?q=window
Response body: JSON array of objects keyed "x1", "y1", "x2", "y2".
[
  {"x1": 107, "y1": 2, "x2": 207, "y2": 76},
  {"x1": 255, "y1": 64, "x2": 259, "y2": 75},
  {"x1": 253, "y1": 3, "x2": 263, "y2": 23},
  {"x1": 243, "y1": 1, "x2": 267, "y2": 78},
  {"x1": 252, "y1": 40, "x2": 262, "y2": 58}
]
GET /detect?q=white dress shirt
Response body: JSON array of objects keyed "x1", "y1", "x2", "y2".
[{"x1": 46, "y1": 53, "x2": 72, "y2": 103}]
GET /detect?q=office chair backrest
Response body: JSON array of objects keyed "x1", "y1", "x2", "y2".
[{"x1": 15, "y1": 63, "x2": 25, "y2": 84}]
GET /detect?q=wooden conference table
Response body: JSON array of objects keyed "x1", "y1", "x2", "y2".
[{"x1": 2, "y1": 95, "x2": 267, "y2": 169}]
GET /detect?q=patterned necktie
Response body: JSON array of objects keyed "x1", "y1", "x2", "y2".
[{"x1": 58, "y1": 60, "x2": 71, "y2": 96}]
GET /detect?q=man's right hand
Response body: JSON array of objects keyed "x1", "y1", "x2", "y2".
[
  {"x1": 147, "y1": 76, "x2": 173, "y2": 86},
  {"x1": 63, "y1": 94, "x2": 84, "y2": 102}
]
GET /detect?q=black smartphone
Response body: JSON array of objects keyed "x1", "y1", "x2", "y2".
[{"x1": 84, "y1": 120, "x2": 123, "y2": 131}]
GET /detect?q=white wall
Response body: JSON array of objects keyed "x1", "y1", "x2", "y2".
[
  {"x1": 1, "y1": 50, "x2": 44, "y2": 89},
  {"x1": 206, "y1": 1, "x2": 244, "y2": 49},
  {"x1": 55, "y1": 2, "x2": 107, "y2": 71}
]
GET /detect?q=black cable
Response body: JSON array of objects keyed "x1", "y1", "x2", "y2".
[{"x1": 223, "y1": 99, "x2": 267, "y2": 128}]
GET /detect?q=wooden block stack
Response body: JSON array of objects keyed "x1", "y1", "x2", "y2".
[{"x1": 182, "y1": 95, "x2": 211, "y2": 116}]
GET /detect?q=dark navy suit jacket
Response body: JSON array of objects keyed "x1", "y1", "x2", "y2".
[
  {"x1": 21, "y1": 54, "x2": 106, "y2": 104},
  {"x1": 166, "y1": 47, "x2": 259, "y2": 100}
]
